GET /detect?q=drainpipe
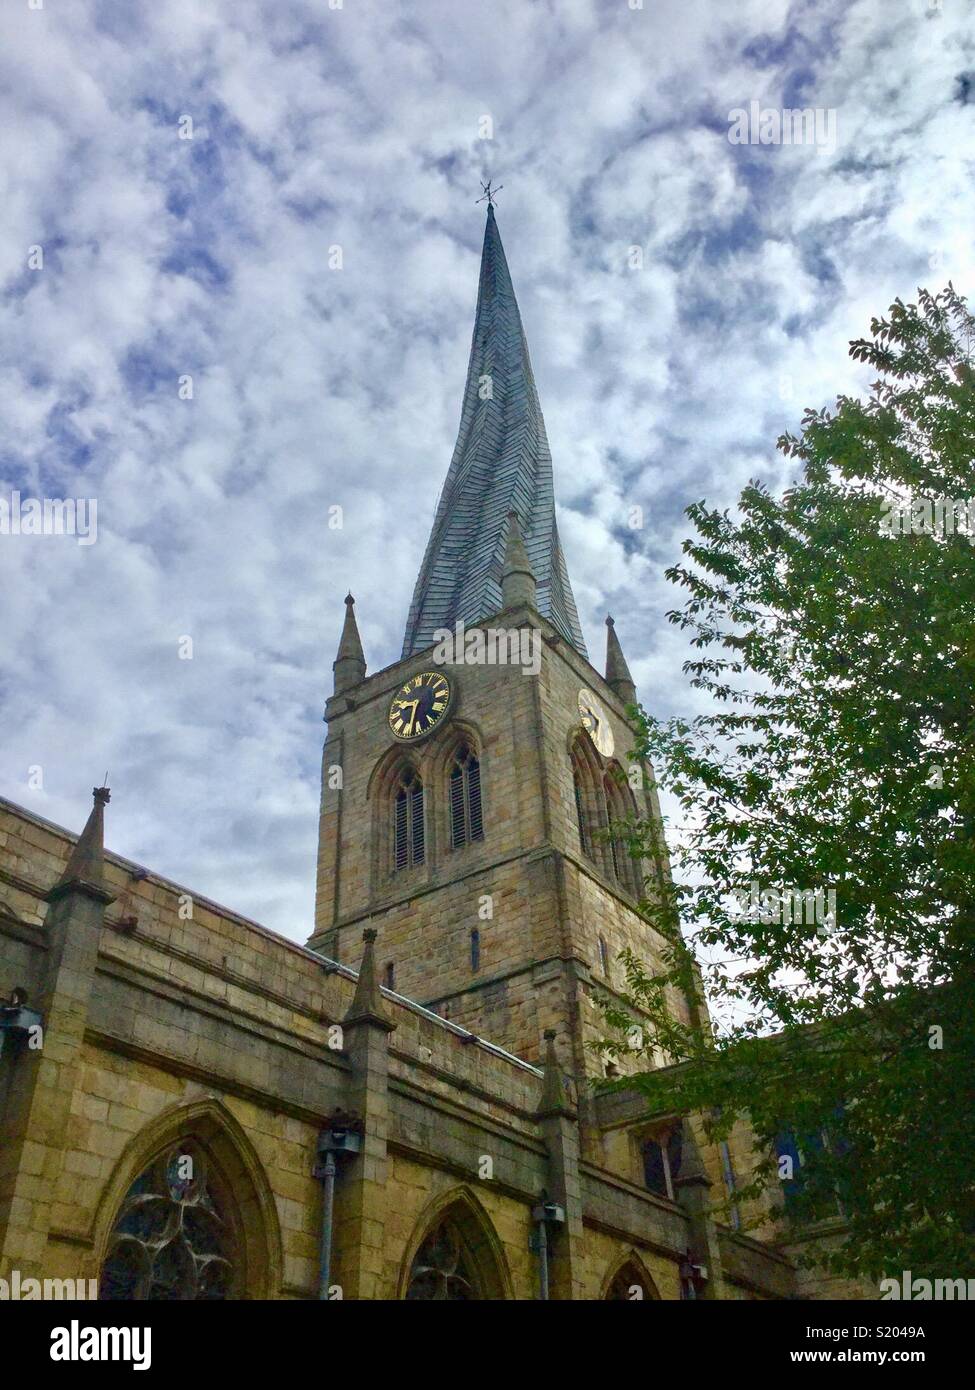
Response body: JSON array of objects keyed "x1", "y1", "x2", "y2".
[
  {"x1": 530, "y1": 1198, "x2": 565, "y2": 1300},
  {"x1": 313, "y1": 1111, "x2": 363, "y2": 1301},
  {"x1": 318, "y1": 1151, "x2": 337, "y2": 1299}
]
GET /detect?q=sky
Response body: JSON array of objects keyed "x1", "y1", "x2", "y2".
[{"x1": 1, "y1": 0, "x2": 973, "y2": 940}]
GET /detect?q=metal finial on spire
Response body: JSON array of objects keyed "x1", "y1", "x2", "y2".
[{"x1": 476, "y1": 179, "x2": 503, "y2": 207}]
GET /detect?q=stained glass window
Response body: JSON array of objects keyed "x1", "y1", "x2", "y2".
[
  {"x1": 406, "y1": 1220, "x2": 480, "y2": 1300},
  {"x1": 99, "y1": 1144, "x2": 235, "y2": 1301}
]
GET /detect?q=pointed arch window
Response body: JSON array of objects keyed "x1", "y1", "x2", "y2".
[
  {"x1": 642, "y1": 1127, "x2": 683, "y2": 1201},
  {"x1": 571, "y1": 736, "x2": 599, "y2": 863},
  {"x1": 394, "y1": 766, "x2": 424, "y2": 870},
  {"x1": 603, "y1": 771, "x2": 630, "y2": 891},
  {"x1": 449, "y1": 743, "x2": 483, "y2": 849},
  {"x1": 602, "y1": 765, "x2": 643, "y2": 898},
  {"x1": 406, "y1": 1219, "x2": 480, "y2": 1300},
  {"x1": 573, "y1": 771, "x2": 589, "y2": 855},
  {"x1": 99, "y1": 1144, "x2": 236, "y2": 1300},
  {"x1": 571, "y1": 739, "x2": 643, "y2": 897},
  {"x1": 606, "y1": 1263, "x2": 655, "y2": 1301}
]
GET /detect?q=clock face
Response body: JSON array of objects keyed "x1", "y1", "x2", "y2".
[
  {"x1": 578, "y1": 687, "x2": 614, "y2": 757},
  {"x1": 388, "y1": 671, "x2": 453, "y2": 742}
]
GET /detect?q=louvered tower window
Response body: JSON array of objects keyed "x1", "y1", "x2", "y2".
[
  {"x1": 394, "y1": 767, "x2": 424, "y2": 870},
  {"x1": 603, "y1": 770, "x2": 640, "y2": 897},
  {"x1": 449, "y1": 744, "x2": 483, "y2": 848},
  {"x1": 608, "y1": 814, "x2": 623, "y2": 883}
]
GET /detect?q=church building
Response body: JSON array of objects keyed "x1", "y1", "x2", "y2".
[{"x1": 0, "y1": 204, "x2": 864, "y2": 1300}]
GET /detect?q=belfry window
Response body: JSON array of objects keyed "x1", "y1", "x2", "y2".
[
  {"x1": 603, "y1": 769, "x2": 641, "y2": 896},
  {"x1": 99, "y1": 1144, "x2": 236, "y2": 1300},
  {"x1": 573, "y1": 772, "x2": 589, "y2": 855},
  {"x1": 394, "y1": 767, "x2": 424, "y2": 870},
  {"x1": 570, "y1": 738, "x2": 599, "y2": 862},
  {"x1": 449, "y1": 744, "x2": 483, "y2": 849},
  {"x1": 571, "y1": 733, "x2": 643, "y2": 897}
]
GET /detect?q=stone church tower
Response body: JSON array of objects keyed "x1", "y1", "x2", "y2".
[
  {"x1": 309, "y1": 204, "x2": 690, "y2": 1089},
  {"x1": 0, "y1": 202, "x2": 866, "y2": 1303}
]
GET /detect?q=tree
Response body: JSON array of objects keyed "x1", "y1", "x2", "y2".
[{"x1": 599, "y1": 286, "x2": 975, "y2": 1282}]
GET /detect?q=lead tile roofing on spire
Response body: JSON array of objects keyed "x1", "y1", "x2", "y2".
[{"x1": 401, "y1": 204, "x2": 588, "y2": 659}]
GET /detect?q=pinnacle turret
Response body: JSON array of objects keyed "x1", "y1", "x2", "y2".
[
  {"x1": 47, "y1": 786, "x2": 114, "y2": 905},
  {"x1": 501, "y1": 511, "x2": 537, "y2": 609},
  {"x1": 344, "y1": 928, "x2": 394, "y2": 1032},
  {"x1": 333, "y1": 593, "x2": 366, "y2": 695},
  {"x1": 536, "y1": 1029, "x2": 573, "y2": 1118},
  {"x1": 605, "y1": 616, "x2": 637, "y2": 707}
]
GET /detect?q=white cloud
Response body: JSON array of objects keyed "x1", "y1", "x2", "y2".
[{"x1": 0, "y1": 0, "x2": 972, "y2": 939}]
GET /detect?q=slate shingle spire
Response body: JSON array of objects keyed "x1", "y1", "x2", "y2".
[{"x1": 401, "y1": 204, "x2": 588, "y2": 658}]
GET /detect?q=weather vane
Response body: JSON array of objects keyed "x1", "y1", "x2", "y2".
[{"x1": 476, "y1": 179, "x2": 503, "y2": 207}]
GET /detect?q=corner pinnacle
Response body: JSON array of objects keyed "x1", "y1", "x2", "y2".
[{"x1": 47, "y1": 785, "x2": 115, "y2": 905}]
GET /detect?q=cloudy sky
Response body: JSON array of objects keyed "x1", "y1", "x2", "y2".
[{"x1": 1, "y1": 0, "x2": 972, "y2": 940}]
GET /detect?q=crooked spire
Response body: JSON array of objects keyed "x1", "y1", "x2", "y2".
[{"x1": 401, "y1": 204, "x2": 588, "y2": 658}]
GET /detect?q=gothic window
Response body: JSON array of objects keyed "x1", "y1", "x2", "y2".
[
  {"x1": 606, "y1": 1263, "x2": 654, "y2": 1300},
  {"x1": 99, "y1": 1144, "x2": 235, "y2": 1300},
  {"x1": 774, "y1": 1127, "x2": 847, "y2": 1223},
  {"x1": 572, "y1": 741, "x2": 644, "y2": 898},
  {"x1": 384, "y1": 962, "x2": 396, "y2": 991},
  {"x1": 642, "y1": 1127, "x2": 683, "y2": 1201},
  {"x1": 406, "y1": 1219, "x2": 480, "y2": 1300},
  {"x1": 394, "y1": 766, "x2": 424, "y2": 870},
  {"x1": 573, "y1": 772, "x2": 589, "y2": 854},
  {"x1": 470, "y1": 927, "x2": 480, "y2": 972},
  {"x1": 598, "y1": 935, "x2": 609, "y2": 976},
  {"x1": 570, "y1": 737, "x2": 599, "y2": 863},
  {"x1": 603, "y1": 768, "x2": 641, "y2": 897},
  {"x1": 449, "y1": 743, "x2": 483, "y2": 848}
]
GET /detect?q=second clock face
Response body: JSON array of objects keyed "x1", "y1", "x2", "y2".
[
  {"x1": 578, "y1": 687, "x2": 614, "y2": 757},
  {"x1": 388, "y1": 671, "x2": 453, "y2": 742}
]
